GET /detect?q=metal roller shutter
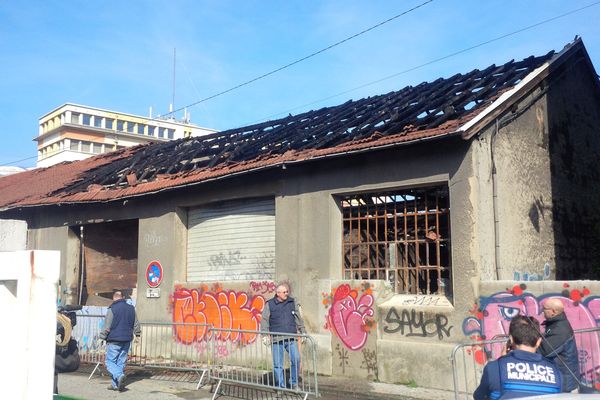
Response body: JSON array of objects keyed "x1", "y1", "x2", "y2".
[{"x1": 187, "y1": 198, "x2": 275, "y2": 281}]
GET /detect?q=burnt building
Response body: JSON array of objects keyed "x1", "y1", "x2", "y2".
[{"x1": 1, "y1": 38, "x2": 599, "y2": 389}]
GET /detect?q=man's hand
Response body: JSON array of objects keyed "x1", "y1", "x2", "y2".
[{"x1": 262, "y1": 335, "x2": 271, "y2": 346}]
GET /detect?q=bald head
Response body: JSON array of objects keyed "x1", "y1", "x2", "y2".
[{"x1": 542, "y1": 298, "x2": 564, "y2": 319}]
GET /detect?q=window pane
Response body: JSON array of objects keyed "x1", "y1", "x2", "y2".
[
  {"x1": 94, "y1": 116, "x2": 102, "y2": 128},
  {"x1": 81, "y1": 141, "x2": 91, "y2": 153},
  {"x1": 148, "y1": 126, "x2": 155, "y2": 136},
  {"x1": 69, "y1": 140, "x2": 78, "y2": 151},
  {"x1": 105, "y1": 118, "x2": 114, "y2": 129},
  {"x1": 167, "y1": 129, "x2": 175, "y2": 139},
  {"x1": 70, "y1": 113, "x2": 80, "y2": 124},
  {"x1": 117, "y1": 121, "x2": 124, "y2": 131},
  {"x1": 137, "y1": 124, "x2": 145, "y2": 134},
  {"x1": 158, "y1": 127, "x2": 165, "y2": 138},
  {"x1": 127, "y1": 121, "x2": 135, "y2": 133},
  {"x1": 82, "y1": 114, "x2": 91, "y2": 125},
  {"x1": 92, "y1": 143, "x2": 101, "y2": 154}
]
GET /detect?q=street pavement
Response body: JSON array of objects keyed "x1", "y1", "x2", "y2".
[{"x1": 56, "y1": 365, "x2": 455, "y2": 400}]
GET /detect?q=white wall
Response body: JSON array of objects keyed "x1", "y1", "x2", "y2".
[
  {"x1": 0, "y1": 219, "x2": 27, "y2": 251},
  {"x1": 0, "y1": 251, "x2": 60, "y2": 399}
]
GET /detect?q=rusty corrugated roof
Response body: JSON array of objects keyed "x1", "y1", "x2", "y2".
[{"x1": 0, "y1": 49, "x2": 559, "y2": 210}]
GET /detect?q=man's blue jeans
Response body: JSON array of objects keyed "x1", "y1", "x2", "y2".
[
  {"x1": 272, "y1": 339, "x2": 300, "y2": 388},
  {"x1": 105, "y1": 341, "x2": 130, "y2": 388}
]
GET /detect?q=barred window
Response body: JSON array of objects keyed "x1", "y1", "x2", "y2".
[{"x1": 341, "y1": 185, "x2": 451, "y2": 295}]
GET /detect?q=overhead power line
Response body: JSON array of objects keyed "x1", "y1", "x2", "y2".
[
  {"x1": 246, "y1": 1, "x2": 600, "y2": 125},
  {"x1": 162, "y1": 0, "x2": 434, "y2": 118}
]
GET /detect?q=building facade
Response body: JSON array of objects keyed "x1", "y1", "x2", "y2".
[
  {"x1": 36, "y1": 103, "x2": 216, "y2": 167},
  {"x1": 2, "y1": 39, "x2": 600, "y2": 390}
]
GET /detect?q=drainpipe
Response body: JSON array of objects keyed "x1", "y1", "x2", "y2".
[
  {"x1": 77, "y1": 226, "x2": 85, "y2": 305},
  {"x1": 491, "y1": 118, "x2": 502, "y2": 280}
]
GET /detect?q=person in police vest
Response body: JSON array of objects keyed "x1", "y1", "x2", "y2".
[
  {"x1": 474, "y1": 315, "x2": 562, "y2": 399},
  {"x1": 99, "y1": 290, "x2": 141, "y2": 392},
  {"x1": 261, "y1": 283, "x2": 306, "y2": 392}
]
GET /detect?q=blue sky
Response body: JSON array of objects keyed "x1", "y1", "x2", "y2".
[{"x1": 1, "y1": 0, "x2": 599, "y2": 168}]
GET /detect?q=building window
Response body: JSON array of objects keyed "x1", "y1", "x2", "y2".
[
  {"x1": 341, "y1": 185, "x2": 451, "y2": 295},
  {"x1": 127, "y1": 121, "x2": 135, "y2": 133},
  {"x1": 116, "y1": 121, "x2": 124, "y2": 132},
  {"x1": 70, "y1": 140, "x2": 79, "y2": 151},
  {"x1": 70, "y1": 113, "x2": 80, "y2": 124},
  {"x1": 94, "y1": 116, "x2": 102, "y2": 128},
  {"x1": 105, "y1": 118, "x2": 114, "y2": 130},
  {"x1": 167, "y1": 129, "x2": 175, "y2": 139},
  {"x1": 92, "y1": 143, "x2": 102, "y2": 154},
  {"x1": 82, "y1": 114, "x2": 92, "y2": 125},
  {"x1": 148, "y1": 126, "x2": 155, "y2": 136},
  {"x1": 137, "y1": 124, "x2": 145, "y2": 135},
  {"x1": 158, "y1": 127, "x2": 165, "y2": 138},
  {"x1": 81, "y1": 141, "x2": 91, "y2": 153}
]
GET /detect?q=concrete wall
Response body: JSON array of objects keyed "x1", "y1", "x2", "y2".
[{"x1": 0, "y1": 219, "x2": 27, "y2": 251}]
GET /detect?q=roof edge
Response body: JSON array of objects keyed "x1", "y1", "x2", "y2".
[{"x1": 459, "y1": 38, "x2": 586, "y2": 140}]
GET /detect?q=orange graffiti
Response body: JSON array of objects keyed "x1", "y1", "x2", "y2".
[{"x1": 173, "y1": 288, "x2": 265, "y2": 344}]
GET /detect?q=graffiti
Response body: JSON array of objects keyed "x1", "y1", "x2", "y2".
[
  {"x1": 361, "y1": 348, "x2": 378, "y2": 379},
  {"x1": 462, "y1": 283, "x2": 600, "y2": 383},
  {"x1": 513, "y1": 263, "x2": 551, "y2": 281},
  {"x1": 400, "y1": 295, "x2": 452, "y2": 307},
  {"x1": 208, "y1": 250, "x2": 245, "y2": 268},
  {"x1": 172, "y1": 287, "x2": 265, "y2": 344},
  {"x1": 336, "y1": 343, "x2": 349, "y2": 374},
  {"x1": 71, "y1": 306, "x2": 107, "y2": 352},
  {"x1": 143, "y1": 232, "x2": 166, "y2": 247},
  {"x1": 384, "y1": 308, "x2": 452, "y2": 340},
  {"x1": 323, "y1": 283, "x2": 375, "y2": 351},
  {"x1": 194, "y1": 340, "x2": 231, "y2": 358},
  {"x1": 249, "y1": 281, "x2": 276, "y2": 295}
]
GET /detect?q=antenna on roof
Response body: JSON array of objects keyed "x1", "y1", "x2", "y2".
[{"x1": 171, "y1": 47, "x2": 176, "y2": 119}]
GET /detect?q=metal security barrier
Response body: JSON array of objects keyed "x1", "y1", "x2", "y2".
[
  {"x1": 574, "y1": 327, "x2": 600, "y2": 390},
  {"x1": 129, "y1": 322, "x2": 212, "y2": 389},
  {"x1": 72, "y1": 313, "x2": 107, "y2": 379},
  {"x1": 74, "y1": 316, "x2": 211, "y2": 389},
  {"x1": 208, "y1": 328, "x2": 319, "y2": 400},
  {"x1": 450, "y1": 336, "x2": 509, "y2": 400},
  {"x1": 451, "y1": 328, "x2": 600, "y2": 399}
]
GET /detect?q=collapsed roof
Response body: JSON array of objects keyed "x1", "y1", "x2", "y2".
[{"x1": 0, "y1": 40, "x2": 589, "y2": 211}]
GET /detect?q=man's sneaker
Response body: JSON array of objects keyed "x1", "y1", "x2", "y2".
[
  {"x1": 107, "y1": 385, "x2": 118, "y2": 391},
  {"x1": 117, "y1": 375, "x2": 126, "y2": 391}
]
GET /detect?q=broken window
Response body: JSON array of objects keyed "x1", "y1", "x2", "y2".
[{"x1": 341, "y1": 185, "x2": 451, "y2": 296}]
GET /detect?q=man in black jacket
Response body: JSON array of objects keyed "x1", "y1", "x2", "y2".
[
  {"x1": 539, "y1": 298, "x2": 580, "y2": 392},
  {"x1": 99, "y1": 291, "x2": 141, "y2": 391}
]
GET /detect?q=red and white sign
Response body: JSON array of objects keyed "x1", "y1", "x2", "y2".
[{"x1": 145, "y1": 260, "x2": 163, "y2": 288}]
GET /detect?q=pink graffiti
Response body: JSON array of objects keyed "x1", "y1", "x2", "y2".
[
  {"x1": 327, "y1": 284, "x2": 374, "y2": 351},
  {"x1": 463, "y1": 290, "x2": 600, "y2": 383},
  {"x1": 249, "y1": 281, "x2": 276, "y2": 294},
  {"x1": 173, "y1": 288, "x2": 265, "y2": 344}
]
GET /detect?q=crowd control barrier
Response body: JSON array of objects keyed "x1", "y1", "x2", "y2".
[
  {"x1": 73, "y1": 316, "x2": 211, "y2": 389},
  {"x1": 451, "y1": 328, "x2": 600, "y2": 399},
  {"x1": 207, "y1": 328, "x2": 319, "y2": 400}
]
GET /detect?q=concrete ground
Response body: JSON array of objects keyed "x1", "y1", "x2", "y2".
[{"x1": 56, "y1": 365, "x2": 456, "y2": 400}]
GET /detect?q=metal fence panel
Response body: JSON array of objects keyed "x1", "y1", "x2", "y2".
[
  {"x1": 451, "y1": 328, "x2": 600, "y2": 399},
  {"x1": 207, "y1": 328, "x2": 319, "y2": 400}
]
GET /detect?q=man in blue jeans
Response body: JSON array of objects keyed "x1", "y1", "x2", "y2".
[
  {"x1": 99, "y1": 290, "x2": 141, "y2": 392},
  {"x1": 261, "y1": 283, "x2": 306, "y2": 394}
]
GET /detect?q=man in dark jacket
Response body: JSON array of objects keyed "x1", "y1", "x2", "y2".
[
  {"x1": 261, "y1": 283, "x2": 306, "y2": 393},
  {"x1": 539, "y1": 298, "x2": 580, "y2": 392},
  {"x1": 474, "y1": 315, "x2": 562, "y2": 399},
  {"x1": 99, "y1": 291, "x2": 141, "y2": 391}
]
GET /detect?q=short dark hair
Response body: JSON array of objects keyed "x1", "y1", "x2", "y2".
[{"x1": 509, "y1": 315, "x2": 541, "y2": 347}]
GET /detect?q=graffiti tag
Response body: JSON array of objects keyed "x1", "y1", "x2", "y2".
[
  {"x1": 326, "y1": 284, "x2": 375, "y2": 351},
  {"x1": 383, "y1": 308, "x2": 452, "y2": 340},
  {"x1": 172, "y1": 288, "x2": 265, "y2": 344}
]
